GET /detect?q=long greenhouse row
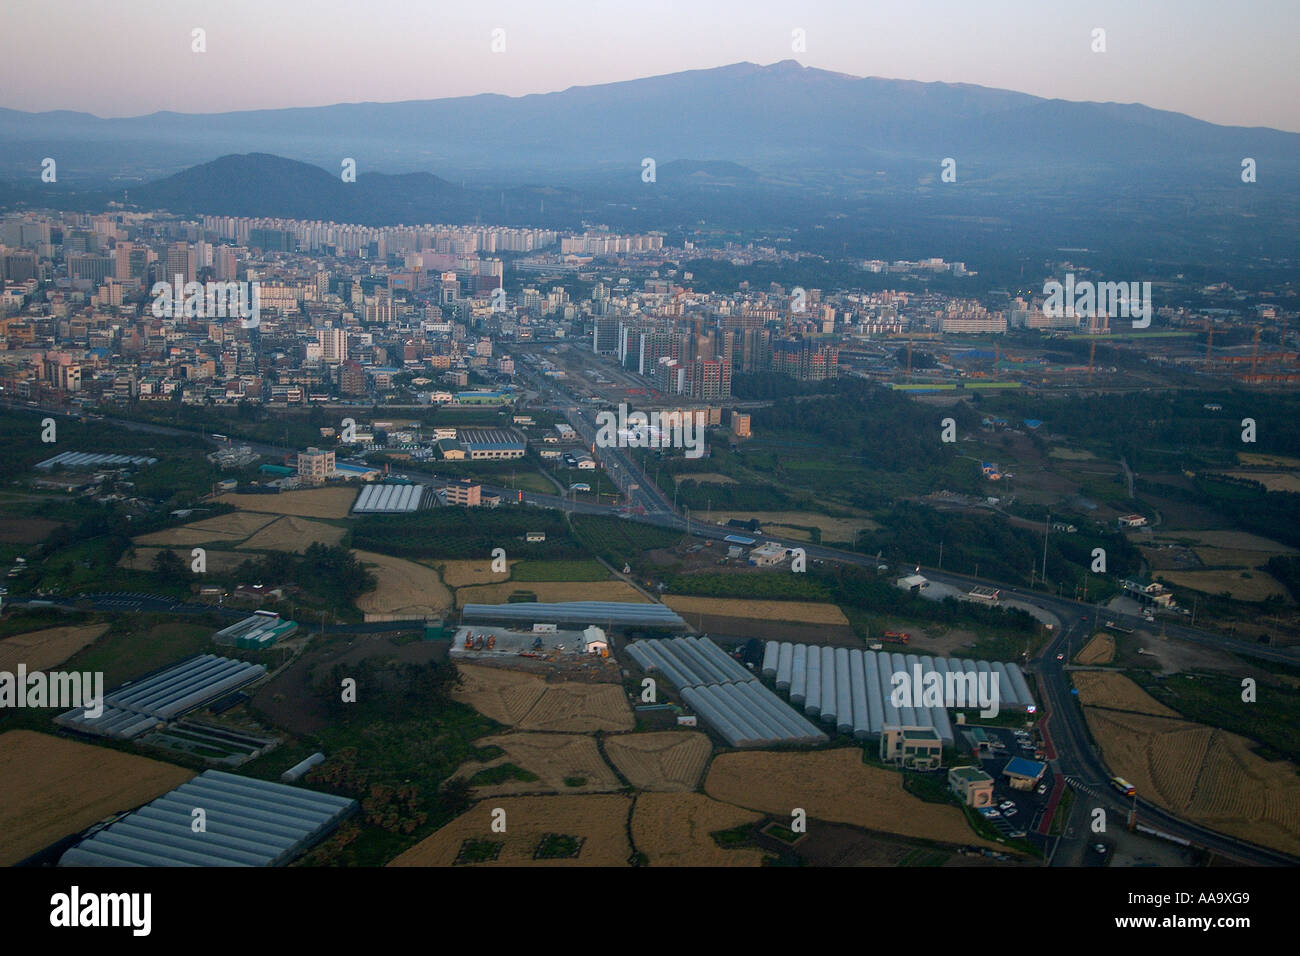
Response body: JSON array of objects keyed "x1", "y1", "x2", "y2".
[
  {"x1": 761, "y1": 642, "x2": 1037, "y2": 745},
  {"x1": 627, "y1": 636, "x2": 828, "y2": 747}
]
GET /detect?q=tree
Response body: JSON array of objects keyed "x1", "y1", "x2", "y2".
[{"x1": 153, "y1": 548, "x2": 190, "y2": 586}]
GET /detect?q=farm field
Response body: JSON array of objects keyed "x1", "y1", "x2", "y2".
[
  {"x1": 1153, "y1": 530, "x2": 1295, "y2": 553},
  {"x1": 0, "y1": 516, "x2": 62, "y2": 543},
  {"x1": 0, "y1": 730, "x2": 194, "y2": 866},
  {"x1": 453, "y1": 663, "x2": 633, "y2": 732},
  {"x1": 1074, "y1": 633, "x2": 1116, "y2": 666},
  {"x1": 1160, "y1": 570, "x2": 1289, "y2": 603},
  {"x1": 239, "y1": 516, "x2": 346, "y2": 553},
  {"x1": 436, "y1": 559, "x2": 512, "y2": 587},
  {"x1": 673, "y1": 473, "x2": 737, "y2": 485},
  {"x1": 215, "y1": 486, "x2": 358, "y2": 519},
  {"x1": 711, "y1": 511, "x2": 880, "y2": 541},
  {"x1": 388, "y1": 794, "x2": 633, "y2": 866},
  {"x1": 1083, "y1": 708, "x2": 1300, "y2": 856},
  {"x1": 1047, "y1": 448, "x2": 1096, "y2": 460},
  {"x1": 455, "y1": 580, "x2": 649, "y2": 607},
  {"x1": 353, "y1": 549, "x2": 454, "y2": 619},
  {"x1": 1239, "y1": 453, "x2": 1300, "y2": 469},
  {"x1": 704, "y1": 749, "x2": 1001, "y2": 850},
  {"x1": 118, "y1": 546, "x2": 249, "y2": 574},
  {"x1": 1218, "y1": 471, "x2": 1300, "y2": 494},
  {"x1": 456, "y1": 732, "x2": 620, "y2": 794},
  {"x1": 663, "y1": 595, "x2": 850, "y2": 626},
  {"x1": 0, "y1": 622, "x2": 110, "y2": 672},
  {"x1": 134, "y1": 510, "x2": 277, "y2": 547},
  {"x1": 631, "y1": 793, "x2": 766, "y2": 867},
  {"x1": 604, "y1": 731, "x2": 713, "y2": 791},
  {"x1": 1072, "y1": 672, "x2": 1180, "y2": 716},
  {"x1": 1192, "y1": 547, "x2": 1286, "y2": 569}
]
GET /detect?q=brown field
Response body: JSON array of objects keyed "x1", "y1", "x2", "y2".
[
  {"x1": 604, "y1": 731, "x2": 713, "y2": 791},
  {"x1": 437, "y1": 559, "x2": 512, "y2": 587},
  {"x1": 711, "y1": 511, "x2": 879, "y2": 540},
  {"x1": 1084, "y1": 708, "x2": 1300, "y2": 856},
  {"x1": 1220, "y1": 471, "x2": 1300, "y2": 494},
  {"x1": 1162, "y1": 530, "x2": 1295, "y2": 553},
  {"x1": 453, "y1": 663, "x2": 633, "y2": 732},
  {"x1": 1072, "y1": 671, "x2": 1180, "y2": 716},
  {"x1": 704, "y1": 749, "x2": 1001, "y2": 849},
  {"x1": 240, "y1": 515, "x2": 346, "y2": 553},
  {"x1": 1160, "y1": 570, "x2": 1289, "y2": 603},
  {"x1": 353, "y1": 549, "x2": 454, "y2": 618},
  {"x1": 388, "y1": 794, "x2": 632, "y2": 866},
  {"x1": 1239, "y1": 453, "x2": 1300, "y2": 469},
  {"x1": 215, "y1": 486, "x2": 358, "y2": 519},
  {"x1": 1074, "y1": 633, "x2": 1116, "y2": 666},
  {"x1": 0, "y1": 516, "x2": 61, "y2": 543},
  {"x1": 1192, "y1": 548, "x2": 1280, "y2": 569},
  {"x1": 0, "y1": 623, "x2": 110, "y2": 672},
  {"x1": 0, "y1": 730, "x2": 194, "y2": 866},
  {"x1": 118, "y1": 546, "x2": 250, "y2": 574},
  {"x1": 455, "y1": 580, "x2": 649, "y2": 607},
  {"x1": 134, "y1": 510, "x2": 278, "y2": 547},
  {"x1": 456, "y1": 733, "x2": 620, "y2": 794},
  {"x1": 663, "y1": 595, "x2": 849, "y2": 626},
  {"x1": 674, "y1": 473, "x2": 737, "y2": 485},
  {"x1": 631, "y1": 793, "x2": 766, "y2": 866}
]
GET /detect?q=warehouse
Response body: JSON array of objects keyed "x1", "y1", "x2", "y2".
[
  {"x1": 626, "y1": 636, "x2": 826, "y2": 748},
  {"x1": 461, "y1": 600, "x2": 687, "y2": 631},
  {"x1": 36, "y1": 451, "x2": 158, "y2": 470},
  {"x1": 59, "y1": 770, "x2": 357, "y2": 866},
  {"x1": 55, "y1": 655, "x2": 266, "y2": 740},
  {"x1": 213, "y1": 613, "x2": 299, "y2": 649},
  {"x1": 351, "y1": 482, "x2": 428, "y2": 513},
  {"x1": 458, "y1": 427, "x2": 526, "y2": 460}
]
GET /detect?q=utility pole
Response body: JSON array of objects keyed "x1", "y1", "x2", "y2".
[{"x1": 1041, "y1": 512, "x2": 1050, "y2": 589}]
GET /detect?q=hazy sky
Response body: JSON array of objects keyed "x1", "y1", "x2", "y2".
[{"x1": 3, "y1": 0, "x2": 1296, "y2": 131}]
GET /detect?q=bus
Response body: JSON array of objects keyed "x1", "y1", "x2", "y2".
[
  {"x1": 1110, "y1": 776, "x2": 1137, "y2": 797},
  {"x1": 210, "y1": 433, "x2": 229, "y2": 443}
]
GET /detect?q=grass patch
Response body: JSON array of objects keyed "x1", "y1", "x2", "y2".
[
  {"x1": 468, "y1": 763, "x2": 540, "y2": 786},
  {"x1": 563, "y1": 776, "x2": 587, "y2": 788},
  {"x1": 763, "y1": 822, "x2": 802, "y2": 844},
  {"x1": 533, "y1": 833, "x2": 584, "y2": 859},
  {"x1": 710, "y1": 823, "x2": 757, "y2": 849},
  {"x1": 455, "y1": 838, "x2": 503, "y2": 864}
]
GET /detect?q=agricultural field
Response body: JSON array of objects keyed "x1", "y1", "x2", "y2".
[
  {"x1": 215, "y1": 486, "x2": 358, "y2": 519},
  {"x1": 353, "y1": 549, "x2": 454, "y2": 619},
  {"x1": 0, "y1": 516, "x2": 62, "y2": 543},
  {"x1": 455, "y1": 732, "x2": 621, "y2": 794},
  {"x1": 118, "y1": 546, "x2": 249, "y2": 574},
  {"x1": 1084, "y1": 708, "x2": 1300, "y2": 856},
  {"x1": 436, "y1": 559, "x2": 512, "y2": 587},
  {"x1": 1238, "y1": 453, "x2": 1300, "y2": 469},
  {"x1": 1072, "y1": 672, "x2": 1180, "y2": 716},
  {"x1": 453, "y1": 663, "x2": 634, "y2": 732},
  {"x1": 631, "y1": 793, "x2": 767, "y2": 867},
  {"x1": 1074, "y1": 633, "x2": 1116, "y2": 666},
  {"x1": 388, "y1": 794, "x2": 633, "y2": 866},
  {"x1": 1157, "y1": 530, "x2": 1295, "y2": 552},
  {"x1": 711, "y1": 510, "x2": 880, "y2": 542},
  {"x1": 454, "y1": 580, "x2": 648, "y2": 607},
  {"x1": 1047, "y1": 448, "x2": 1096, "y2": 460},
  {"x1": 238, "y1": 515, "x2": 346, "y2": 553},
  {"x1": 673, "y1": 473, "x2": 737, "y2": 485},
  {"x1": 134, "y1": 510, "x2": 277, "y2": 547},
  {"x1": 0, "y1": 622, "x2": 111, "y2": 672},
  {"x1": 604, "y1": 731, "x2": 713, "y2": 792},
  {"x1": 704, "y1": 749, "x2": 1002, "y2": 849},
  {"x1": 662, "y1": 595, "x2": 849, "y2": 626},
  {"x1": 0, "y1": 730, "x2": 195, "y2": 865},
  {"x1": 1160, "y1": 569, "x2": 1289, "y2": 602},
  {"x1": 1218, "y1": 471, "x2": 1300, "y2": 494}
]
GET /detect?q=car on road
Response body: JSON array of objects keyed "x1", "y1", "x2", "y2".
[
  {"x1": 979, "y1": 808, "x2": 1001, "y2": 818},
  {"x1": 1093, "y1": 843, "x2": 1108, "y2": 855},
  {"x1": 999, "y1": 800, "x2": 1015, "y2": 811},
  {"x1": 1055, "y1": 652, "x2": 1065, "y2": 660},
  {"x1": 1036, "y1": 783, "x2": 1049, "y2": 795}
]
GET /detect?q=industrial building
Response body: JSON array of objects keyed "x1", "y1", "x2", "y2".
[
  {"x1": 461, "y1": 600, "x2": 687, "y2": 631},
  {"x1": 880, "y1": 725, "x2": 943, "y2": 769},
  {"x1": 35, "y1": 451, "x2": 158, "y2": 470},
  {"x1": 351, "y1": 482, "x2": 427, "y2": 513},
  {"x1": 55, "y1": 654, "x2": 266, "y2": 740},
  {"x1": 213, "y1": 612, "x2": 299, "y2": 649},
  {"x1": 626, "y1": 636, "x2": 827, "y2": 748},
  {"x1": 59, "y1": 770, "x2": 357, "y2": 866},
  {"x1": 458, "y1": 427, "x2": 526, "y2": 460}
]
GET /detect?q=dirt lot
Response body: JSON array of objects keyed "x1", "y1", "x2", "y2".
[
  {"x1": 711, "y1": 511, "x2": 879, "y2": 542},
  {"x1": 118, "y1": 546, "x2": 250, "y2": 574},
  {"x1": 0, "y1": 517, "x2": 62, "y2": 543},
  {"x1": 604, "y1": 731, "x2": 712, "y2": 791},
  {"x1": 1072, "y1": 671, "x2": 1180, "y2": 715},
  {"x1": 134, "y1": 510, "x2": 278, "y2": 547},
  {"x1": 631, "y1": 792, "x2": 766, "y2": 866},
  {"x1": 1084, "y1": 707, "x2": 1300, "y2": 856},
  {"x1": 455, "y1": 732, "x2": 620, "y2": 794},
  {"x1": 388, "y1": 794, "x2": 633, "y2": 866},
  {"x1": 215, "y1": 486, "x2": 358, "y2": 519},
  {"x1": 455, "y1": 580, "x2": 649, "y2": 607},
  {"x1": 0, "y1": 623, "x2": 111, "y2": 672},
  {"x1": 1074, "y1": 633, "x2": 1116, "y2": 666},
  {"x1": 663, "y1": 596, "x2": 849, "y2": 626},
  {"x1": 1160, "y1": 569, "x2": 1289, "y2": 603},
  {"x1": 353, "y1": 549, "x2": 454, "y2": 619},
  {"x1": 240, "y1": 515, "x2": 346, "y2": 553},
  {"x1": 0, "y1": 730, "x2": 194, "y2": 865},
  {"x1": 453, "y1": 663, "x2": 633, "y2": 732},
  {"x1": 437, "y1": 559, "x2": 512, "y2": 587},
  {"x1": 704, "y1": 749, "x2": 1001, "y2": 850}
]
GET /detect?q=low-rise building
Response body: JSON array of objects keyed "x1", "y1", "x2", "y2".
[
  {"x1": 948, "y1": 766, "x2": 995, "y2": 807},
  {"x1": 880, "y1": 725, "x2": 943, "y2": 770},
  {"x1": 443, "y1": 480, "x2": 481, "y2": 507}
]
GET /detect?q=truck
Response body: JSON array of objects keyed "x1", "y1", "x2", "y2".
[{"x1": 881, "y1": 631, "x2": 911, "y2": 645}]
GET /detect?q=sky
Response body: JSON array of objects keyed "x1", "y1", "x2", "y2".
[{"x1": 2, "y1": 0, "x2": 1296, "y2": 132}]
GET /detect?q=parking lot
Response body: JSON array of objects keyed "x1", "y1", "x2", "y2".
[{"x1": 965, "y1": 724, "x2": 1055, "y2": 840}]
